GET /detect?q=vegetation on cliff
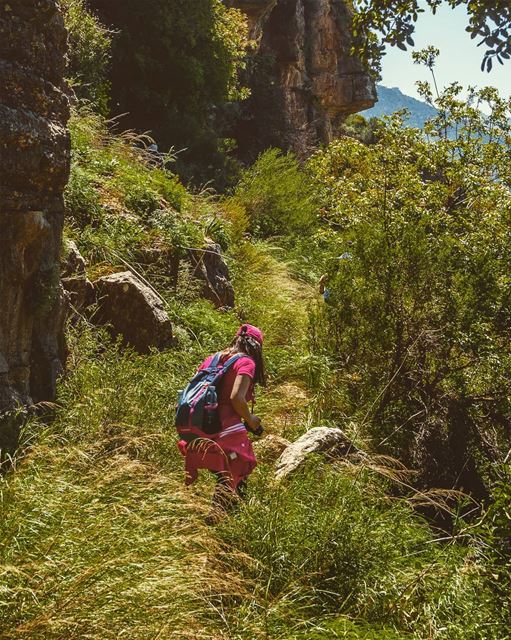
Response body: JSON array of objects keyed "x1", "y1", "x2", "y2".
[{"x1": 83, "y1": 0, "x2": 249, "y2": 181}]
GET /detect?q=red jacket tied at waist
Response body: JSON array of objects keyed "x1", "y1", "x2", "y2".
[{"x1": 178, "y1": 425, "x2": 257, "y2": 490}]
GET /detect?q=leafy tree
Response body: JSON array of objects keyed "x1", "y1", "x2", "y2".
[
  {"x1": 308, "y1": 84, "x2": 511, "y2": 496},
  {"x1": 87, "y1": 0, "x2": 248, "y2": 181},
  {"x1": 61, "y1": 0, "x2": 112, "y2": 114},
  {"x1": 352, "y1": 0, "x2": 511, "y2": 76}
]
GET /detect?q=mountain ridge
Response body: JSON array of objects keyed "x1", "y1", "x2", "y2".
[{"x1": 362, "y1": 84, "x2": 437, "y2": 128}]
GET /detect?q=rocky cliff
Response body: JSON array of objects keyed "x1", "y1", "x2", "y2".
[
  {"x1": 0, "y1": 0, "x2": 70, "y2": 459},
  {"x1": 232, "y1": 0, "x2": 376, "y2": 158}
]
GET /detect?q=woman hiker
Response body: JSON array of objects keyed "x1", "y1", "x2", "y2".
[{"x1": 177, "y1": 324, "x2": 266, "y2": 519}]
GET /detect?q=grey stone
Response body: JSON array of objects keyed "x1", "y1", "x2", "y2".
[
  {"x1": 61, "y1": 240, "x2": 94, "y2": 313},
  {"x1": 0, "y1": 0, "x2": 70, "y2": 463},
  {"x1": 275, "y1": 426, "x2": 357, "y2": 480},
  {"x1": 188, "y1": 240, "x2": 235, "y2": 309},
  {"x1": 93, "y1": 271, "x2": 173, "y2": 354},
  {"x1": 62, "y1": 240, "x2": 86, "y2": 277}
]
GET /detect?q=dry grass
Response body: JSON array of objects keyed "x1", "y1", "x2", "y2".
[{"x1": 0, "y1": 439, "x2": 256, "y2": 640}]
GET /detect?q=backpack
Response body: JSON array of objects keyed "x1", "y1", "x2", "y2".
[{"x1": 175, "y1": 352, "x2": 245, "y2": 435}]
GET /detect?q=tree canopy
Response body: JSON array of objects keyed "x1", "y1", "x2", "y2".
[
  {"x1": 87, "y1": 0, "x2": 248, "y2": 179},
  {"x1": 352, "y1": 0, "x2": 511, "y2": 75}
]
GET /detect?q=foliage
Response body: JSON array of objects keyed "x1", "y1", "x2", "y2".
[
  {"x1": 352, "y1": 0, "x2": 511, "y2": 77},
  {"x1": 307, "y1": 85, "x2": 511, "y2": 495},
  {"x1": 219, "y1": 459, "x2": 503, "y2": 639},
  {"x1": 472, "y1": 465, "x2": 511, "y2": 630},
  {"x1": 61, "y1": 0, "x2": 112, "y2": 113},
  {"x1": 0, "y1": 329, "x2": 227, "y2": 639},
  {"x1": 0, "y1": 206, "x2": 317, "y2": 639},
  {"x1": 229, "y1": 240, "x2": 313, "y2": 382},
  {"x1": 87, "y1": 0, "x2": 249, "y2": 182},
  {"x1": 340, "y1": 114, "x2": 380, "y2": 145},
  {"x1": 231, "y1": 149, "x2": 319, "y2": 238},
  {"x1": 3, "y1": 53, "x2": 510, "y2": 639},
  {"x1": 65, "y1": 108, "x2": 193, "y2": 272}
]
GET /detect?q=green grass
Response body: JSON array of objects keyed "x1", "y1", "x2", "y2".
[
  {"x1": 0, "y1": 281, "x2": 503, "y2": 639},
  {"x1": 1, "y1": 112, "x2": 507, "y2": 640},
  {"x1": 216, "y1": 459, "x2": 501, "y2": 640}
]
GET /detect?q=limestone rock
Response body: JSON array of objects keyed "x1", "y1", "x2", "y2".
[
  {"x1": 0, "y1": 0, "x2": 70, "y2": 459},
  {"x1": 275, "y1": 426, "x2": 357, "y2": 480},
  {"x1": 63, "y1": 240, "x2": 87, "y2": 276},
  {"x1": 93, "y1": 271, "x2": 173, "y2": 354},
  {"x1": 61, "y1": 240, "x2": 94, "y2": 313},
  {"x1": 189, "y1": 240, "x2": 235, "y2": 309},
  {"x1": 234, "y1": 0, "x2": 376, "y2": 158}
]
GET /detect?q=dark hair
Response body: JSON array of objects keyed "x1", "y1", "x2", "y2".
[{"x1": 228, "y1": 334, "x2": 266, "y2": 386}]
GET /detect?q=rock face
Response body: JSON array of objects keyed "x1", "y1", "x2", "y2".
[
  {"x1": 275, "y1": 426, "x2": 357, "y2": 480},
  {"x1": 0, "y1": 0, "x2": 70, "y2": 458},
  {"x1": 61, "y1": 240, "x2": 94, "y2": 314},
  {"x1": 233, "y1": 0, "x2": 376, "y2": 158},
  {"x1": 94, "y1": 271, "x2": 173, "y2": 354},
  {"x1": 189, "y1": 240, "x2": 235, "y2": 309}
]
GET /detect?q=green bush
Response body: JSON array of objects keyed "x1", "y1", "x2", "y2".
[
  {"x1": 65, "y1": 109, "x2": 191, "y2": 267},
  {"x1": 65, "y1": 164, "x2": 104, "y2": 227},
  {"x1": 87, "y1": 0, "x2": 249, "y2": 181},
  {"x1": 232, "y1": 149, "x2": 319, "y2": 238},
  {"x1": 307, "y1": 87, "x2": 511, "y2": 495},
  {"x1": 219, "y1": 459, "x2": 501, "y2": 639},
  {"x1": 61, "y1": 0, "x2": 112, "y2": 113}
]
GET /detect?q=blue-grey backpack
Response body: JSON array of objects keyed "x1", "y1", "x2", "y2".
[{"x1": 175, "y1": 352, "x2": 245, "y2": 435}]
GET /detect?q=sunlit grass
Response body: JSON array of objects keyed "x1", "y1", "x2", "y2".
[{"x1": 0, "y1": 111, "x2": 506, "y2": 640}]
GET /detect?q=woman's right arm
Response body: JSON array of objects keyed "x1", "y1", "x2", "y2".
[{"x1": 230, "y1": 374, "x2": 261, "y2": 432}]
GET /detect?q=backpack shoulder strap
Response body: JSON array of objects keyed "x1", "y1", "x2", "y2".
[
  {"x1": 222, "y1": 352, "x2": 247, "y2": 371},
  {"x1": 209, "y1": 352, "x2": 222, "y2": 368}
]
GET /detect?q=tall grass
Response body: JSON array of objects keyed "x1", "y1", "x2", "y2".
[
  {"x1": 217, "y1": 459, "x2": 502, "y2": 640},
  {"x1": 1, "y1": 112, "x2": 506, "y2": 640}
]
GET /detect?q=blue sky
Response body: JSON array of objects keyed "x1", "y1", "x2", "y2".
[{"x1": 380, "y1": 3, "x2": 510, "y2": 101}]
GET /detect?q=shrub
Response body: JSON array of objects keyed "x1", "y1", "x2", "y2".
[
  {"x1": 219, "y1": 459, "x2": 501, "y2": 639},
  {"x1": 307, "y1": 87, "x2": 511, "y2": 496},
  {"x1": 61, "y1": 0, "x2": 112, "y2": 113},
  {"x1": 65, "y1": 164, "x2": 104, "y2": 227},
  {"x1": 87, "y1": 0, "x2": 249, "y2": 180},
  {"x1": 65, "y1": 109, "x2": 190, "y2": 266},
  {"x1": 232, "y1": 149, "x2": 319, "y2": 238}
]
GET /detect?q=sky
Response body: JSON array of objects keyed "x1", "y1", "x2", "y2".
[{"x1": 380, "y1": 3, "x2": 510, "y2": 101}]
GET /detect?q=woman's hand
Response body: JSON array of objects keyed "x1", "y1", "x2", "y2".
[{"x1": 246, "y1": 414, "x2": 261, "y2": 432}]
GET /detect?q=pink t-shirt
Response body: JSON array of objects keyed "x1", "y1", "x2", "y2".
[{"x1": 199, "y1": 353, "x2": 255, "y2": 429}]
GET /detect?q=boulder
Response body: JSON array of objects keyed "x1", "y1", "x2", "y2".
[
  {"x1": 189, "y1": 240, "x2": 235, "y2": 309},
  {"x1": 61, "y1": 240, "x2": 94, "y2": 313},
  {"x1": 93, "y1": 271, "x2": 173, "y2": 354},
  {"x1": 275, "y1": 426, "x2": 357, "y2": 480}
]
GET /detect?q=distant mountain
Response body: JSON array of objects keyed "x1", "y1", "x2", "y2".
[{"x1": 362, "y1": 85, "x2": 437, "y2": 129}]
